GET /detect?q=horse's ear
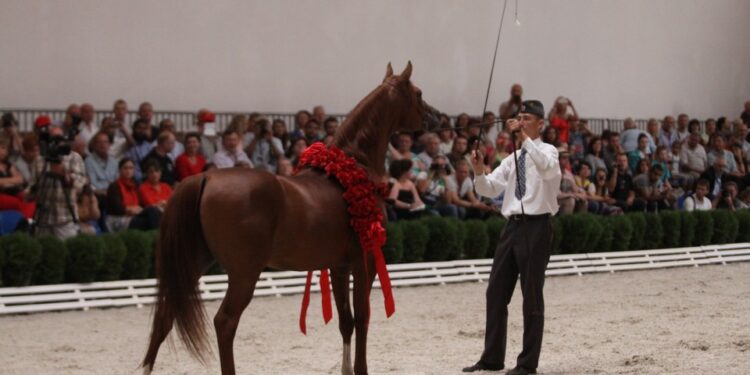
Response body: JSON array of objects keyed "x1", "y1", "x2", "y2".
[
  {"x1": 401, "y1": 61, "x2": 413, "y2": 81},
  {"x1": 385, "y1": 62, "x2": 394, "y2": 80}
]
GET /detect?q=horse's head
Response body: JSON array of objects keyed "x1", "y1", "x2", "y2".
[{"x1": 382, "y1": 62, "x2": 442, "y2": 133}]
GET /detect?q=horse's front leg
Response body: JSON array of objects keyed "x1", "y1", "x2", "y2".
[{"x1": 352, "y1": 255, "x2": 377, "y2": 375}]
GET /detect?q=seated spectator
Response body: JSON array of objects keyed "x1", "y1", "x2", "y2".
[
  {"x1": 651, "y1": 146, "x2": 672, "y2": 182},
  {"x1": 13, "y1": 133, "x2": 44, "y2": 193},
  {"x1": 592, "y1": 168, "x2": 623, "y2": 215},
  {"x1": 78, "y1": 103, "x2": 99, "y2": 146},
  {"x1": 683, "y1": 179, "x2": 712, "y2": 212},
  {"x1": 700, "y1": 155, "x2": 728, "y2": 200},
  {"x1": 584, "y1": 136, "x2": 607, "y2": 179},
  {"x1": 213, "y1": 129, "x2": 253, "y2": 169},
  {"x1": 286, "y1": 138, "x2": 308, "y2": 167},
  {"x1": 0, "y1": 139, "x2": 34, "y2": 219},
  {"x1": 558, "y1": 152, "x2": 588, "y2": 214},
  {"x1": 1, "y1": 113, "x2": 23, "y2": 162},
  {"x1": 276, "y1": 158, "x2": 294, "y2": 177},
  {"x1": 489, "y1": 131, "x2": 511, "y2": 169},
  {"x1": 680, "y1": 133, "x2": 708, "y2": 178},
  {"x1": 124, "y1": 118, "x2": 154, "y2": 182},
  {"x1": 573, "y1": 162, "x2": 602, "y2": 214},
  {"x1": 447, "y1": 135, "x2": 469, "y2": 169},
  {"x1": 196, "y1": 109, "x2": 219, "y2": 162},
  {"x1": 446, "y1": 160, "x2": 494, "y2": 219},
  {"x1": 290, "y1": 110, "x2": 312, "y2": 140},
  {"x1": 716, "y1": 181, "x2": 739, "y2": 211},
  {"x1": 607, "y1": 152, "x2": 641, "y2": 212},
  {"x1": 659, "y1": 116, "x2": 678, "y2": 149},
  {"x1": 669, "y1": 141, "x2": 694, "y2": 188},
  {"x1": 105, "y1": 158, "x2": 161, "y2": 232},
  {"x1": 417, "y1": 133, "x2": 442, "y2": 168},
  {"x1": 175, "y1": 133, "x2": 206, "y2": 181},
  {"x1": 393, "y1": 132, "x2": 426, "y2": 178},
  {"x1": 418, "y1": 155, "x2": 458, "y2": 218},
  {"x1": 542, "y1": 126, "x2": 566, "y2": 152},
  {"x1": 548, "y1": 96, "x2": 578, "y2": 144},
  {"x1": 603, "y1": 132, "x2": 623, "y2": 169},
  {"x1": 108, "y1": 99, "x2": 135, "y2": 160},
  {"x1": 139, "y1": 162, "x2": 173, "y2": 210},
  {"x1": 742, "y1": 100, "x2": 750, "y2": 127},
  {"x1": 141, "y1": 131, "x2": 177, "y2": 185},
  {"x1": 620, "y1": 118, "x2": 650, "y2": 153},
  {"x1": 153, "y1": 120, "x2": 184, "y2": 161},
  {"x1": 646, "y1": 118, "x2": 661, "y2": 148},
  {"x1": 706, "y1": 133, "x2": 740, "y2": 178},
  {"x1": 301, "y1": 118, "x2": 322, "y2": 144},
  {"x1": 736, "y1": 187, "x2": 750, "y2": 209},
  {"x1": 246, "y1": 119, "x2": 284, "y2": 173},
  {"x1": 323, "y1": 117, "x2": 339, "y2": 137},
  {"x1": 730, "y1": 142, "x2": 748, "y2": 178},
  {"x1": 437, "y1": 120, "x2": 454, "y2": 156},
  {"x1": 568, "y1": 119, "x2": 592, "y2": 161},
  {"x1": 85, "y1": 131, "x2": 118, "y2": 196},
  {"x1": 272, "y1": 119, "x2": 291, "y2": 151},
  {"x1": 634, "y1": 158, "x2": 651, "y2": 178},
  {"x1": 701, "y1": 118, "x2": 717, "y2": 145},
  {"x1": 627, "y1": 134, "x2": 651, "y2": 172},
  {"x1": 633, "y1": 164, "x2": 674, "y2": 212},
  {"x1": 388, "y1": 159, "x2": 427, "y2": 220},
  {"x1": 675, "y1": 113, "x2": 691, "y2": 143},
  {"x1": 76, "y1": 184, "x2": 101, "y2": 235}
]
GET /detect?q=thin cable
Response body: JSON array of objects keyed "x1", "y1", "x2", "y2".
[{"x1": 477, "y1": 0, "x2": 509, "y2": 150}]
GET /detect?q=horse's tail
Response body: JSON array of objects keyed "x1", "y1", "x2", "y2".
[{"x1": 142, "y1": 175, "x2": 211, "y2": 372}]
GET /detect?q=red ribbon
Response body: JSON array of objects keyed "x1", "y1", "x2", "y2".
[{"x1": 295, "y1": 143, "x2": 396, "y2": 334}]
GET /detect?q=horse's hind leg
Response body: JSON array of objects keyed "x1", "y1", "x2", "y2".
[
  {"x1": 214, "y1": 270, "x2": 262, "y2": 375},
  {"x1": 331, "y1": 266, "x2": 354, "y2": 375},
  {"x1": 352, "y1": 255, "x2": 377, "y2": 375}
]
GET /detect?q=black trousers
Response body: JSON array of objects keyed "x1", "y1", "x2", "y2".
[{"x1": 481, "y1": 215, "x2": 553, "y2": 370}]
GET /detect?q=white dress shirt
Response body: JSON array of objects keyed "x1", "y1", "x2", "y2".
[{"x1": 474, "y1": 137, "x2": 561, "y2": 217}]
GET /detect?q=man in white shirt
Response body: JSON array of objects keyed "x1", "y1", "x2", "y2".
[
  {"x1": 213, "y1": 129, "x2": 253, "y2": 169},
  {"x1": 683, "y1": 179, "x2": 712, "y2": 211},
  {"x1": 78, "y1": 103, "x2": 99, "y2": 145},
  {"x1": 679, "y1": 133, "x2": 708, "y2": 178},
  {"x1": 463, "y1": 100, "x2": 561, "y2": 375}
]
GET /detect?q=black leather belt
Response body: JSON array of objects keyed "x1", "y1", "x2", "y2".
[{"x1": 508, "y1": 213, "x2": 551, "y2": 221}]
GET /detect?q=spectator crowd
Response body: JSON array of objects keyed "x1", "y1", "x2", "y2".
[{"x1": 1, "y1": 88, "x2": 749, "y2": 240}]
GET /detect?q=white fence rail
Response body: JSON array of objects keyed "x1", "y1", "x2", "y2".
[{"x1": 1, "y1": 243, "x2": 749, "y2": 315}]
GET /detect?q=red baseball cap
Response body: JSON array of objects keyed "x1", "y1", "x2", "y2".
[
  {"x1": 35, "y1": 115, "x2": 52, "y2": 128},
  {"x1": 198, "y1": 110, "x2": 215, "y2": 123}
]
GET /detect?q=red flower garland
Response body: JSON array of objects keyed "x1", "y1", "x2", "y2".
[{"x1": 294, "y1": 142, "x2": 395, "y2": 334}]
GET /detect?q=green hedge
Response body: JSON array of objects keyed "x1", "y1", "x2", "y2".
[
  {"x1": 1, "y1": 233, "x2": 42, "y2": 286},
  {"x1": 2, "y1": 209, "x2": 750, "y2": 287}
]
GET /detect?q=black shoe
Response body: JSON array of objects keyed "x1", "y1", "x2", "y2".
[
  {"x1": 462, "y1": 361, "x2": 504, "y2": 372},
  {"x1": 506, "y1": 366, "x2": 536, "y2": 375}
]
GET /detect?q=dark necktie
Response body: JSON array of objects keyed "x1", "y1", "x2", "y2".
[{"x1": 515, "y1": 148, "x2": 528, "y2": 200}]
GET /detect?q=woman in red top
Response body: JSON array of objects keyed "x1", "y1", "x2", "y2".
[
  {"x1": 139, "y1": 161, "x2": 173, "y2": 210},
  {"x1": 175, "y1": 132, "x2": 206, "y2": 181},
  {"x1": 548, "y1": 96, "x2": 579, "y2": 144}
]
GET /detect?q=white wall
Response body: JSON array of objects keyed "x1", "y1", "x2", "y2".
[{"x1": 1, "y1": 0, "x2": 749, "y2": 119}]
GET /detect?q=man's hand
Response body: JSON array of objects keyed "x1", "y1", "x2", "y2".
[
  {"x1": 470, "y1": 150, "x2": 486, "y2": 175},
  {"x1": 506, "y1": 119, "x2": 528, "y2": 143}
]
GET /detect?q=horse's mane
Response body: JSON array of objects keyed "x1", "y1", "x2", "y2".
[{"x1": 333, "y1": 83, "x2": 397, "y2": 177}]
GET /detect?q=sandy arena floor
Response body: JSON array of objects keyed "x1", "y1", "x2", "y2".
[{"x1": 1, "y1": 263, "x2": 749, "y2": 375}]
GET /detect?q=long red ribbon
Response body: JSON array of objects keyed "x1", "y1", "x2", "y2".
[
  {"x1": 299, "y1": 271, "x2": 313, "y2": 335},
  {"x1": 320, "y1": 269, "x2": 333, "y2": 323}
]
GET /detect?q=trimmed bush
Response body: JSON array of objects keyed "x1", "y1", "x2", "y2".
[
  {"x1": 119, "y1": 230, "x2": 153, "y2": 279},
  {"x1": 65, "y1": 235, "x2": 105, "y2": 283},
  {"x1": 421, "y1": 216, "x2": 460, "y2": 261},
  {"x1": 735, "y1": 210, "x2": 750, "y2": 242},
  {"x1": 584, "y1": 216, "x2": 604, "y2": 253},
  {"x1": 449, "y1": 219, "x2": 467, "y2": 260},
  {"x1": 485, "y1": 217, "x2": 507, "y2": 258},
  {"x1": 679, "y1": 212, "x2": 698, "y2": 247},
  {"x1": 463, "y1": 220, "x2": 489, "y2": 259},
  {"x1": 400, "y1": 220, "x2": 430, "y2": 263},
  {"x1": 658, "y1": 211, "x2": 682, "y2": 248},
  {"x1": 692, "y1": 211, "x2": 714, "y2": 246},
  {"x1": 626, "y1": 212, "x2": 647, "y2": 250},
  {"x1": 642, "y1": 213, "x2": 663, "y2": 249},
  {"x1": 594, "y1": 217, "x2": 614, "y2": 252},
  {"x1": 1, "y1": 233, "x2": 42, "y2": 286},
  {"x1": 32, "y1": 236, "x2": 68, "y2": 285},
  {"x1": 383, "y1": 222, "x2": 405, "y2": 264},
  {"x1": 608, "y1": 215, "x2": 633, "y2": 251},
  {"x1": 711, "y1": 210, "x2": 739, "y2": 244},
  {"x1": 98, "y1": 234, "x2": 128, "y2": 281},
  {"x1": 560, "y1": 214, "x2": 594, "y2": 254},
  {"x1": 145, "y1": 230, "x2": 159, "y2": 278},
  {"x1": 551, "y1": 216, "x2": 564, "y2": 254}
]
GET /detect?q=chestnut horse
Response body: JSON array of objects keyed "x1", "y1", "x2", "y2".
[{"x1": 141, "y1": 62, "x2": 441, "y2": 375}]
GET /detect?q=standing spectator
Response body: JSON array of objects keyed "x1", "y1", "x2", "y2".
[
  {"x1": 110, "y1": 99, "x2": 134, "y2": 160},
  {"x1": 14, "y1": 134, "x2": 44, "y2": 192},
  {"x1": 196, "y1": 109, "x2": 219, "y2": 162},
  {"x1": 78, "y1": 103, "x2": 99, "y2": 145},
  {"x1": 548, "y1": 96, "x2": 578, "y2": 144},
  {"x1": 742, "y1": 100, "x2": 750, "y2": 126},
  {"x1": 446, "y1": 159, "x2": 493, "y2": 219},
  {"x1": 732, "y1": 121, "x2": 750, "y2": 159},
  {"x1": 627, "y1": 134, "x2": 652, "y2": 172},
  {"x1": 633, "y1": 164, "x2": 674, "y2": 212},
  {"x1": 139, "y1": 162, "x2": 173, "y2": 210},
  {"x1": 680, "y1": 133, "x2": 708, "y2": 178},
  {"x1": 272, "y1": 119, "x2": 291, "y2": 151},
  {"x1": 387, "y1": 159, "x2": 426, "y2": 220},
  {"x1": 141, "y1": 132, "x2": 177, "y2": 185},
  {"x1": 285, "y1": 138, "x2": 308, "y2": 167},
  {"x1": 312, "y1": 105, "x2": 326, "y2": 125},
  {"x1": 124, "y1": 119, "x2": 154, "y2": 183},
  {"x1": 608, "y1": 153, "x2": 639, "y2": 212},
  {"x1": 683, "y1": 179, "x2": 712, "y2": 211},
  {"x1": 247, "y1": 119, "x2": 284, "y2": 173},
  {"x1": 675, "y1": 114, "x2": 690, "y2": 143},
  {"x1": 85, "y1": 131, "x2": 118, "y2": 196},
  {"x1": 1, "y1": 113, "x2": 23, "y2": 162},
  {"x1": 323, "y1": 117, "x2": 339, "y2": 137},
  {"x1": 659, "y1": 116, "x2": 679, "y2": 149},
  {"x1": 498, "y1": 83, "x2": 523, "y2": 120},
  {"x1": 213, "y1": 130, "x2": 252, "y2": 169},
  {"x1": 584, "y1": 136, "x2": 607, "y2": 179},
  {"x1": 105, "y1": 158, "x2": 161, "y2": 232},
  {"x1": 175, "y1": 133, "x2": 206, "y2": 181},
  {"x1": 646, "y1": 118, "x2": 661, "y2": 148}
]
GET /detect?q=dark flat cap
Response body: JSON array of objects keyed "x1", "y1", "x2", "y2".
[{"x1": 519, "y1": 100, "x2": 545, "y2": 120}]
